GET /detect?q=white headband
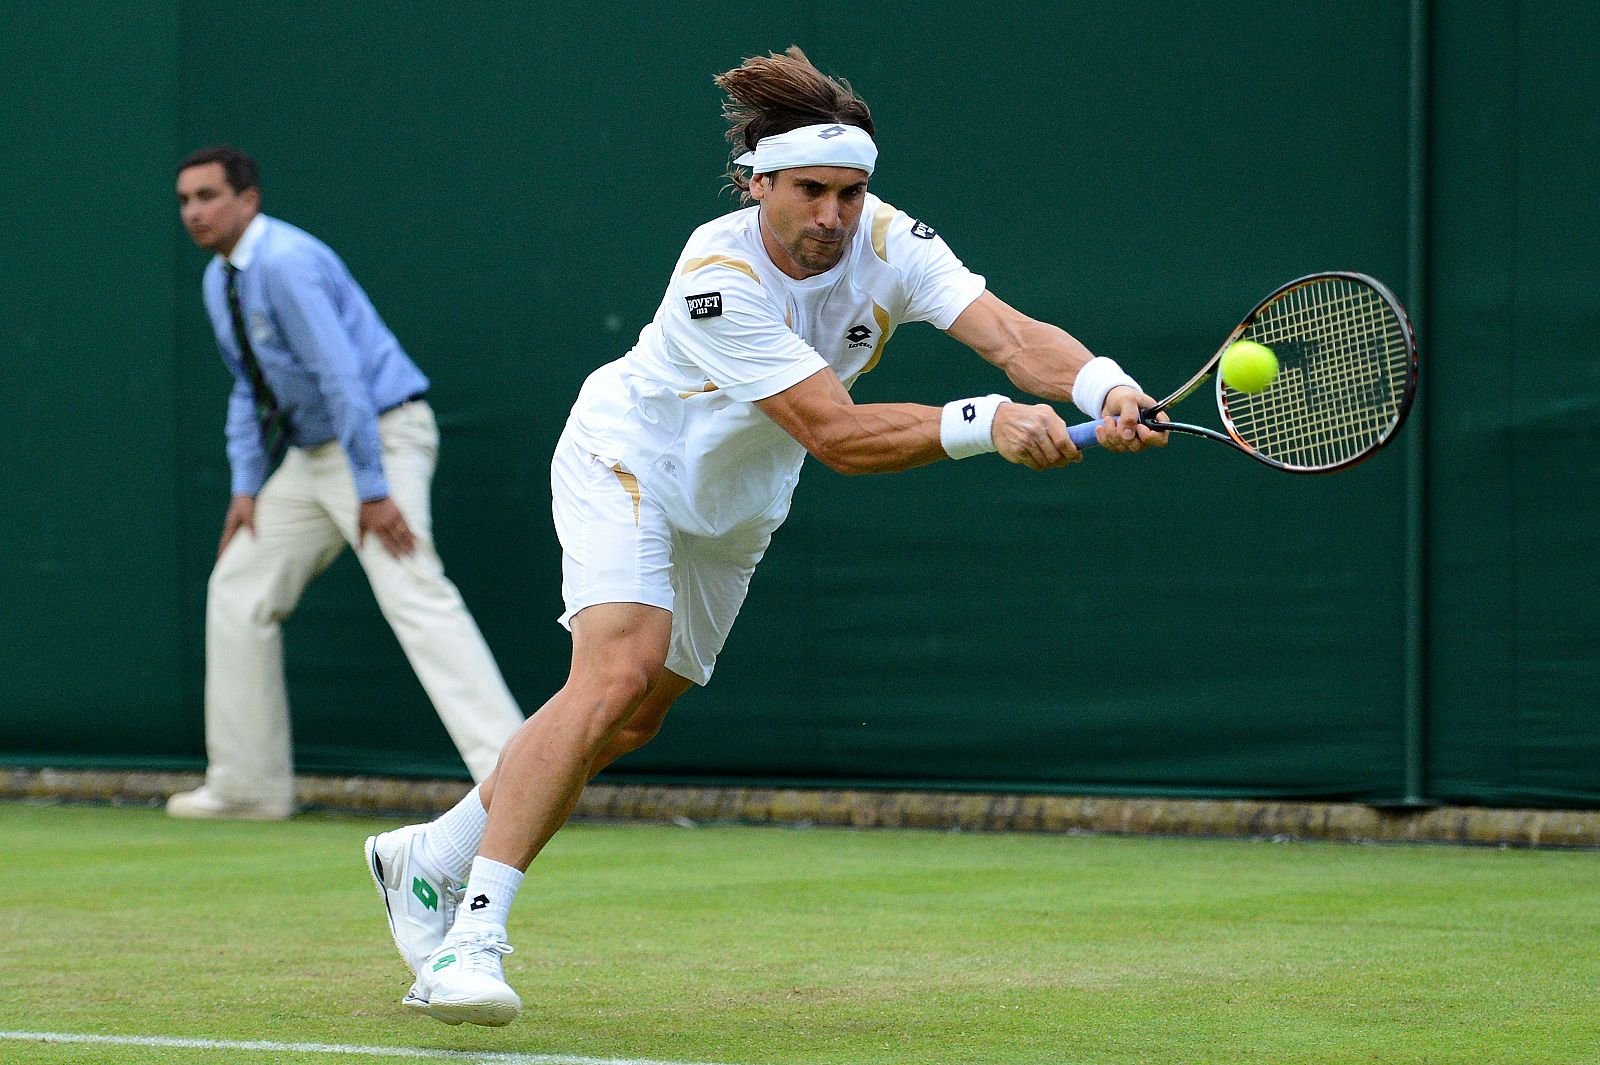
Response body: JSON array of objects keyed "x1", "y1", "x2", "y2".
[{"x1": 733, "y1": 123, "x2": 877, "y2": 176}]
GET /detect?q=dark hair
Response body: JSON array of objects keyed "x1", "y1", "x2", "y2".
[
  {"x1": 176, "y1": 145, "x2": 260, "y2": 195},
  {"x1": 714, "y1": 46, "x2": 874, "y2": 201}
]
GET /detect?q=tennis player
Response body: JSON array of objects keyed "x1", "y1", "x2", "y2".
[{"x1": 365, "y1": 46, "x2": 1164, "y2": 1026}]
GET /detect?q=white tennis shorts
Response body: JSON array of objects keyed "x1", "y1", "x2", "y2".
[{"x1": 550, "y1": 430, "x2": 776, "y2": 685}]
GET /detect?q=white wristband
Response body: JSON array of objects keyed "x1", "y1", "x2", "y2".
[
  {"x1": 940, "y1": 394, "x2": 1010, "y2": 459},
  {"x1": 1072, "y1": 357, "x2": 1141, "y2": 419}
]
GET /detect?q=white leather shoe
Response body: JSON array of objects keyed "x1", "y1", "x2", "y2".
[
  {"x1": 166, "y1": 786, "x2": 294, "y2": 821},
  {"x1": 405, "y1": 930, "x2": 521, "y2": 1027},
  {"x1": 365, "y1": 825, "x2": 461, "y2": 976}
]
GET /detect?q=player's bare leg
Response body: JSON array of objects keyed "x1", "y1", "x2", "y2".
[
  {"x1": 586, "y1": 668, "x2": 692, "y2": 781},
  {"x1": 405, "y1": 602, "x2": 673, "y2": 1025},
  {"x1": 367, "y1": 627, "x2": 691, "y2": 1014},
  {"x1": 475, "y1": 601, "x2": 673, "y2": 868}
]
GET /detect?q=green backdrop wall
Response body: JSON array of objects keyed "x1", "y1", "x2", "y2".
[{"x1": 2, "y1": 2, "x2": 1594, "y2": 808}]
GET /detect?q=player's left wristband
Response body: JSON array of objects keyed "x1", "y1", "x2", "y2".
[
  {"x1": 940, "y1": 394, "x2": 1010, "y2": 459},
  {"x1": 1072, "y1": 357, "x2": 1141, "y2": 419}
]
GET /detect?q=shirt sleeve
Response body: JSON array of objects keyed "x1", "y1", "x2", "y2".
[
  {"x1": 888, "y1": 213, "x2": 987, "y2": 330},
  {"x1": 224, "y1": 377, "x2": 268, "y2": 497},
  {"x1": 666, "y1": 265, "x2": 829, "y2": 402},
  {"x1": 262, "y1": 253, "x2": 389, "y2": 500}
]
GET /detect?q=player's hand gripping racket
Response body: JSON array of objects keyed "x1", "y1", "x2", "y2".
[{"x1": 1069, "y1": 272, "x2": 1418, "y2": 473}]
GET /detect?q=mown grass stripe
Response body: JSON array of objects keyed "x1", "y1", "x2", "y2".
[{"x1": 0, "y1": 1031, "x2": 744, "y2": 1065}]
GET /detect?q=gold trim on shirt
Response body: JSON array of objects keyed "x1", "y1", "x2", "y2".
[
  {"x1": 871, "y1": 204, "x2": 894, "y2": 263},
  {"x1": 860, "y1": 303, "x2": 893, "y2": 375},
  {"x1": 682, "y1": 255, "x2": 761, "y2": 285},
  {"x1": 610, "y1": 465, "x2": 641, "y2": 524}
]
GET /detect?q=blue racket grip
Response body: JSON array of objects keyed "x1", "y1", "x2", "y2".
[{"x1": 1068, "y1": 420, "x2": 1101, "y2": 451}]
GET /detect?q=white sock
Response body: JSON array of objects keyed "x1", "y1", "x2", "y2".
[
  {"x1": 453, "y1": 856, "x2": 523, "y2": 936},
  {"x1": 420, "y1": 786, "x2": 488, "y2": 883}
]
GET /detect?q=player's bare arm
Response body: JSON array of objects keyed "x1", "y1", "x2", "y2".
[
  {"x1": 755, "y1": 366, "x2": 1078, "y2": 473},
  {"x1": 947, "y1": 291, "x2": 1167, "y2": 452}
]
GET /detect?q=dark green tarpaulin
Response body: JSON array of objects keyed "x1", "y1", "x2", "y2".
[{"x1": 2, "y1": 2, "x2": 1595, "y2": 808}]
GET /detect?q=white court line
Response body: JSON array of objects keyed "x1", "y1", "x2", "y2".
[{"x1": 0, "y1": 1030, "x2": 746, "y2": 1065}]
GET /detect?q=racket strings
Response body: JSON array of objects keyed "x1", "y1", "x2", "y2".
[
  {"x1": 1249, "y1": 294, "x2": 1393, "y2": 456},
  {"x1": 1224, "y1": 279, "x2": 1410, "y2": 468}
]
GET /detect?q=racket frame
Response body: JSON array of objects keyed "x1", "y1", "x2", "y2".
[{"x1": 1132, "y1": 271, "x2": 1418, "y2": 474}]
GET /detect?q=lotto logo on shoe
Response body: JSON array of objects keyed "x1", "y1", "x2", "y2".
[
  {"x1": 413, "y1": 877, "x2": 439, "y2": 911},
  {"x1": 684, "y1": 292, "x2": 723, "y2": 319},
  {"x1": 432, "y1": 952, "x2": 457, "y2": 972},
  {"x1": 471, "y1": 893, "x2": 490, "y2": 912}
]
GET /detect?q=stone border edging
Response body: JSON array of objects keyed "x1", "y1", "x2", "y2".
[{"x1": 5, "y1": 768, "x2": 1597, "y2": 848}]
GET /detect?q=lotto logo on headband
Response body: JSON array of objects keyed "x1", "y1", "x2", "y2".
[
  {"x1": 684, "y1": 292, "x2": 723, "y2": 319},
  {"x1": 732, "y1": 123, "x2": 878, "y2": 176}
]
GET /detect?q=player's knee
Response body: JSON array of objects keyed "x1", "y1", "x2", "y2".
[
  {"x1": 562, "y1": 669, "x2": 658, "y2": 754},
  {"x1": 582, "y1": 660, "x2": 660, "y2": 722}
]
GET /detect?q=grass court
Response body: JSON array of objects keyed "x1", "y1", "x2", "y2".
[{"x1": 6, "y1": 803, "x2": 1599, "y2": 1064}]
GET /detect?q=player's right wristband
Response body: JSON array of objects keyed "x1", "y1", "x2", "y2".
[
  {"x1": 1072, "y1": 357, "x2": 1141, "y2": 419},
  {"x1": 940, "y1": 394, "x2": 1010, "y2": 459}
]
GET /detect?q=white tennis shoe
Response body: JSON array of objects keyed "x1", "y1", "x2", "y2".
[
  {"x1": 364, "y1": 825, "x2": 460, "y2": 976},
  {"x1": 405, "y1": 930, "x2": 521, "y2": 1027}
]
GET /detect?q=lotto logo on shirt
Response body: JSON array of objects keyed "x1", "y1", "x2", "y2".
[{"x1": 684, "y1": 292, "x2": 723, "y2": 320}]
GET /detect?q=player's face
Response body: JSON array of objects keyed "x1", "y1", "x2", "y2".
[
  {"x1": 176, "y1": 162, "x2": 259, "y2": 255},
  {"x1": 752, "y1": 166, "x2": 869, "y2": 279}
]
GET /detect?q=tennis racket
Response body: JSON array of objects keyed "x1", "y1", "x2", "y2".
[{"x1": 1068, "y1": 272, "x2": 1418, "y2": 473}]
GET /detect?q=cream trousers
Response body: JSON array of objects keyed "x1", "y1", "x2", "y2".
[{"x1": 202, "y1": 401, "x2": 523, "y2": 805}]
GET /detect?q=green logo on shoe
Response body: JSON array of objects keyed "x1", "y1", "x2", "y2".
[
  {"x1": 412, "y1": 876, "x2": 439, "y2": 911},
  {"x1": 432, "y1": 953, "x2": 456, "y2": 972}
]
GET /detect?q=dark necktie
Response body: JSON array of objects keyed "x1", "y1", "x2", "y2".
[{"x1": 224, "y1": 262, "x2": 290, "y2": 466}]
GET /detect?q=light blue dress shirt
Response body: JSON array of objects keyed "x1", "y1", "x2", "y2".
[{"x1": 202, "y1": 214, "x2": 429, "y2": 500}]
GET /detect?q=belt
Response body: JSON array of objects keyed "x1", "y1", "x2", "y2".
[{"x1": 378, "y1": 391, "x2": 428, "y2": 415}]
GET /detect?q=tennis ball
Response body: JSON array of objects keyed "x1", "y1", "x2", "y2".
[{"x1": 1220, "y1": 340, "x2": 1279, "y2": 393}]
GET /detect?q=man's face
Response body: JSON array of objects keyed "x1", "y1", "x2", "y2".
[
  {"x1": 751, "y1": 166, "x2": 869, "y2": 278},
  {"x1": 176, "y1": 162, "x2": 259, "y2": 255}
]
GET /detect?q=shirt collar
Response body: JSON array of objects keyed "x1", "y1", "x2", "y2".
[{"x1": 224, "y1": 214, "x2": 269, "y2": 271}]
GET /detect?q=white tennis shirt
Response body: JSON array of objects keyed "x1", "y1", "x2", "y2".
[{"x1": 567, "y1": 194, "x2": 986, "y2": 536}]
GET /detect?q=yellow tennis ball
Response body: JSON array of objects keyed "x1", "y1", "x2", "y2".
[{"x1": 1220, "y1": 340, "x2": 1279, "y2": 393}]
